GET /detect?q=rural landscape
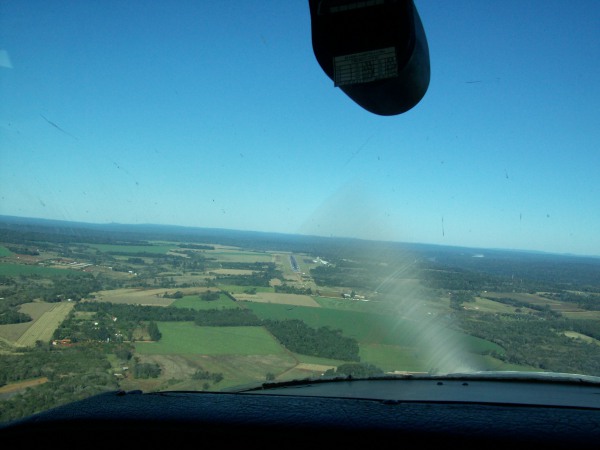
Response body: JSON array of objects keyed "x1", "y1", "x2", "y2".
[{"x1": 0, "y1": 215, "x2": 599, "y2": 423}]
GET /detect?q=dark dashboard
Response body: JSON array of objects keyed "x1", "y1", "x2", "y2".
[{"x1": 3, "y1": 373, "x2": 600, "y2": 449}]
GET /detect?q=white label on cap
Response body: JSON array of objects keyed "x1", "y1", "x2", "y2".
[{"x1": 334, "y1": 47, "x2": 397, "y2": 87}]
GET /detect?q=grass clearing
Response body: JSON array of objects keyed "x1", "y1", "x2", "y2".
[
  {"x1": 563, "y1": 331, "x2": 600, "y2": 345},
  {"x1": 93, "y1": 288, "x2": 178, "y2": 306},
  {"x1": 135, "y1": 323, "x2": 287, "y2": 356},
  {"x1": 0, "y1": 377, "x2": 49, "y2": 395},
  {"x1": 15, "y1": 302, "x2": 74, "y2": 347},
  {"x1": 218, "y1": 284, "x2": 273, "y2": 294},
  {"x1": 483, "y1": 291, "x2": 584, "y2": 313},
  {"x1": 470, "y1": 296, "x2": 529, "y2": 314},
  {"x1": 0, "y1": 301, "x2": 70, "y2": 343},
  {"x1": 233, "y1": 292, "x2": 320, "y2": 307},
  {"x1": 207, "y1": 250, "x2": 272, "y2": 263}
]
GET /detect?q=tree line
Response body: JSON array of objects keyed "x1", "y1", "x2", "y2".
[
  {"x1": 56, "y1": 301, "x2": 359, "y2": 362},
  {"x1": 459, "y1": 312, "x2": 600, "y2": 375}
]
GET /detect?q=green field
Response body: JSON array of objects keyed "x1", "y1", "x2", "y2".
[
  {"x1": 246, "y1": 302, "x2": 422, "y2": 345},
  {"x1": 293, "y1": 353, "x2": 346, "y2": 367},
  {"x1": 315, "y1": 296, "x2": 379, "y2": 313},
  {"x1": 85, "y1": 243, "x2": 175, "y2": 254},
  {"x1": 128, "y1": 298, "x2": 505, "y2": 375},
  {"x1": 359, "y1": 344, "x2": 426, "y2": 372},
  {"x1": 471, "y1": 296, "x2": 530, "y2": 314},
  {"x1": 245, "y1": 301, "x2": 504, "y2": 371},
  {"x1": 171, "y1": 294, "x2": 240, "y2": 310},
  {"x1": 207, "y1": 251, "x2": 272, "y2": 263},
  {"x1": 0, "y1": 263, "x2": 80, "y2": 277},
  {"x1": 135, "y1": 323, "x2": 287, "y2": 356},
  {"x1": 217, "y1": 285, "x2": 274, "y2": 294},
  {"x1": 0, "y1": 233, "x2": 577, "y2": 386}
]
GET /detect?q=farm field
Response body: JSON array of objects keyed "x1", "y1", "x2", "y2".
[
  {"x1": 136, "y1": 323, "x2": 286, "y2": 356},
  {"x1": 1, "y1": 218, "x2": 599, "y2": 425},
  {"x1": 482, "y1": 291, "x2": 582, "y2": 313},
  {"x1": 92, "y1": 288, "x2": 207, "y2": 306},
  {"x1": 172, "y1": 294, "x2": 239, "y2": 310},
  {"x1": 129, "y1": 321, "x2": 349, "y2": 391},
  {"x1": 469, "y1": 296, "x2": 532, "y2": 314},
  {"x1": 0, "y1": 301, "x2": 74, "y2": 347},
  {"x1": 233, "y1": 292, "x2": 320, "y2": 307},
  {"x1": 246, "y1": 302, "x2": 502, "y2": 357}
]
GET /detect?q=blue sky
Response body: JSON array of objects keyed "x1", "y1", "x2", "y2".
[{"x1": 1, "y1": 1, "x2": 599, "y2": 256}]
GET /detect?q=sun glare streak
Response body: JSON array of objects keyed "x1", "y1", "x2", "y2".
[
  {"x1": 0, "y1": 49, "x2": 13, "y2": 68},
  {"x1": 373, "y1": 245, "x2": 476, "y2": 375},
  {"x1": 303, "y1": 183, "x2": 478, "y2": 375}
]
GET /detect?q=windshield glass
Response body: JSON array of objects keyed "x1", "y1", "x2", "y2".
[{"x1": 1, "y1": 0, "x2": 599, "y2": 423}]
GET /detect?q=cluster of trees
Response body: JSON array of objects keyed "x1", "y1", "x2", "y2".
[
  {"x1": 418, "y1": 249, "x2": 600, "y2": 293},
  {"x1": 200, "y1": 291, "x2": 220, "y2": 301},
  {"x1": 211, "y1": 262, "x2": 282, "y2": 287},
  {"x1": 420, "y1": 267, "x2": 512, "y2": 292},
  {"x1": 4, "y1": 245, "x2": 39, "y2": 255},
  {"x1": 0, "y1": 272, "x2": 107, "y2": 326},
  {"x1": 275, "y1": 284, "x2": 313, "y2": 295},
  {"x1": 147, "y1": 322, "x2": 161, "y2": 341},
  {"x1": 323, "y1": 363, "x2": 384, "y2": 378},
  {"x1": 133, "y1": 362, "x2": 161, "y2": 379},
  {"x1": 97, "y1": 248, "x2": 214, "y2": 278},
  {"x1": 75, "y1": 302, "x2": 198, "y2": 322},
  {"x1": 0, "y1": 345, "x2": 119, "y2": 423},
  {"x1": 177, "y1": 243, "x2": 215, "y2": 250},
  {"x1": 192, "y1": 369, "x2": 223, "y2": 384},
  {"x1": 213, "y1": 273, "x2": 270, "y2": 287},
  {"x1": 263, "y1": 319, "x2": 360, "y2": 362},
  {"x1": 55, "y1": 301, "x2": 264, "y2": 343},
  {"x1": 459, "y1": 313, "x2": 600, "y2": 375},
  {"x1": 0, "y1": 308, "x2": 32, "y2": 325},
  {"x1": 541, "y1": 292, "x2": 600, "y2": 311},
  {"x1": 44, "y1": 274, "x2": 103, "y2": 302},
  {"x1": 194, "y1": 308, "x2": 262, "y2": 327},
  {"x1": 568, "y1": 319, "x2": 600, "y2": 341},
  {"x1": 449, "y1": 291, "x2": 476, "y2": 310}
]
